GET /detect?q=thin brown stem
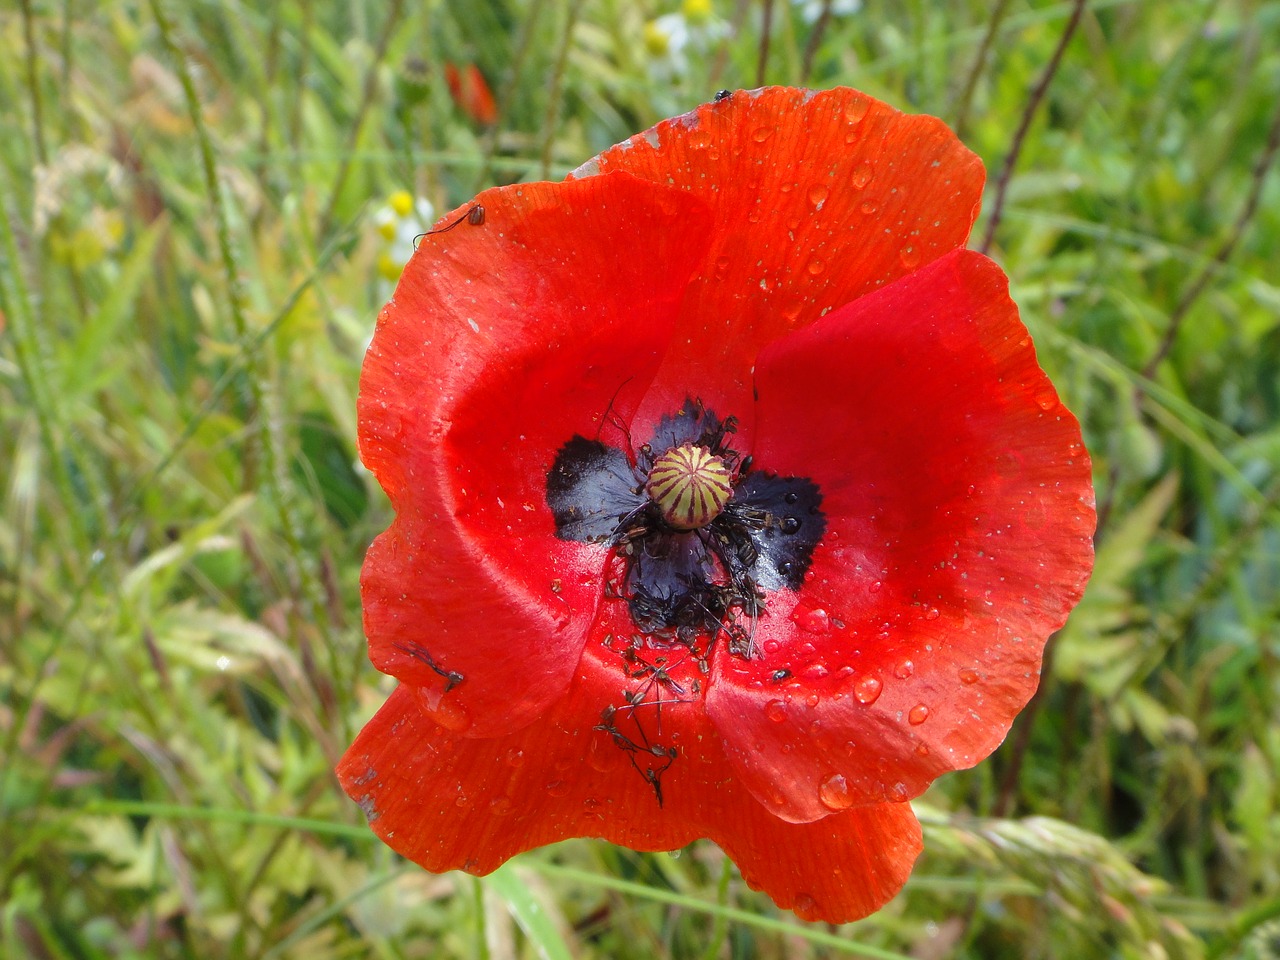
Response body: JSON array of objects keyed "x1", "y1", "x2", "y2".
[
  {"x1": 992, "y1": 632, "x2": 1058, "y2": 817},
  {"x1": 979, "y1": 0, "x2": 1088, "y2": 254},
  {"x1": 756, "y1": 0, "x2": 775, "y2": 87},
  {"x1": 952, "y1": 0, "x2": 1013, "y2": 140},
  {"x1": 799, "y1": 0, "x2": 835, "y2": 85},
  {"x1": 1141, "y1": 96, "x2": 1280, "y2": 378}
]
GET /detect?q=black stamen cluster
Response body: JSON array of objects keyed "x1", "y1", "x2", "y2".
[{"x1": 547, "y1": 398, "x2": 825, "y2": 658}]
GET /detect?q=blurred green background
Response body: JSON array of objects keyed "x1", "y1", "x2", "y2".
[{"x1": 2, "y1": 0, "x2": 1280, "y2": 957}]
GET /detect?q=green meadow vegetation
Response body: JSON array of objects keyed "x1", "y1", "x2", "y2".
[{"x1": 2, "y1": 0, "x2": 1280, "y2": 957}]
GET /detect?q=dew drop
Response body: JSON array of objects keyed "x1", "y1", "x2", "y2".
[
  {"x1": 808, "y1": 183, "x2": 830, "y2": 206},
  {"x1": 547, "y1": 780, "x2": 569, "y2": 797},
  {"x1": 869, "y1": 580, "x2": 883, "y2": 593},
  {"x1": 819, "y1": 773, "x2": 853, "y2": 810},
  {"x1": 751, "y1": 126, "x2": 773, "y2": 142},
  {"x1": 850, "y1": 163, "x2": 874, "y2": 189},
  {"x1": 807, "y1": 258, "x2": 825, "y2": 275},
  {"x1": 425, "y1": 695, "x2": 471, "y2": 733},
  {"x1": 899, "y1": 245, "x2": 920, "y2": 268},
  {"x1": 844, "y1": 98, "x2": 870, "y2": 124},
  {"x1": 854, "y1": 676, "x2": 882, "y2": 704},
  {"x1": 924, "y1": 606, "x2": 940, "y2": 621},
  {"x1": 959, "y1": 668, "x2": 979, "y2": 685},
  {"x1": 713, "y1": 255, "x2": 731, "y2": 279},
  {"x1": 505, "y1": 749, "x2": 525, "y2": 767},
  {"x1": 765, "y1": 699, "x2": 788, "y2": 723},
  {"x1": 806, "y1": 692, "x2": 820, "y2": 707},
  {"x1": 887, "y1": 782, "x2": 909, "y2": 802},
  {"x1": 894, "y1": 660, "x2": 914, "y2": 679},
  {"x1": 860, "y1": 200, "x2": 878, "y2": 215},
  {"x1": 489, "y1": 796, "x2": 513, "y2": 816},
  {"x1": 908, "y1": 704, "x2": 930, "y2": 725},
  {"x1": 793, "y1": 893, "x2": 819, "y2": 918},
  {"x1": 793, "y1": 606, "x2": 830, "y2": 634},
  {"x1": 781, "y1": 516, "x2": 801, "y2": 534},
  {"x1": 915, "y1": 741, "x2": 930, "y2": 757},
  {"x1": 803, "y1": 662, "x2": 829, "y2": 681},
  {"x1": 587, "y1": 736, "x2": 614, "y2": 772}
]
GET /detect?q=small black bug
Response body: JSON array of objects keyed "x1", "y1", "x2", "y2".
[{"x1": 414, "y1": 204, "x2": 486, "y2": 247}]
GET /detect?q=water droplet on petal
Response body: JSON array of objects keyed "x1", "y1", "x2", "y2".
[
  {"x1": 899, "y1": 245, "x2": 920, "y2": 268},
  {"x1": 869, "y1": 579, "x2": 883, "y2": 593},
  {"x1": 894, "y1": 660, "x2": 914, "y2": 679},
  {"x1": 425, "y1": 695, "x2": 471, "y2": 733},
  {"x1": 792, "y1": 605, "x2": 830, "y2": 634},
  {"x1": 860, "y1": 200, "x2": 878, "y2": 215},
  {"x1": 793, "y1": 893, "x2": 819, "y2": 917},
  {"x1": 765, "y1": 699, "x2": 788, "y2": 723},
  {"x1": 887, "y1": 782, "x2": 909, "y2": 803},
  {"x1": 819, "y1": 773, "x2": 853, "y2": 810},
  {"x1": 803, "y1": 662, "x2": 829, "y2": 681},
  {"x1": 924, "y1": 606, "x2": 940, "y2": 621},
  {"x1": 854, "y1": 676, "x2": 882, "y2": 704},
  {"x1": 908, "y1": 704, "x2": 930, "y2": 725},
  {"x1": 851, "y1": 162, "x2": 874, "y2": 189},
  {"x1": 808, "y1": 183, "x2": 829, "y2": 206},
  {"x1": 844, "y1": 98, "x2": 870, "y2": 124},
  {"x1": 489, "y1": 796, "x2": 513, "y2": 816},
  {"x1": 547, "y1": 780, "x2": 569, "y2": 797},
  {"x1": 807, "y1": 258, "x2": 825, "y2": 275},
  {"x1": 751, "y1": 126, "x2": 773, "y2": 142},
  {"x1": 959, "y1": 668, "x2": 979, "y2": 685},
  {"x1": 505, "y1": 749, "x2": 525, "y2": 767}
]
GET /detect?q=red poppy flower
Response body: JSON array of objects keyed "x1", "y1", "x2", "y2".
[
  {"x1": 338, "y1": 86, "x2": 1095, "y2": 923},
  {"x1": 444, "y1": 62, "x2": 498, "y2": 126}
]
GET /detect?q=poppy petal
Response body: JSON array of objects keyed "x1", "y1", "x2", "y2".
[
  {"x1": 359, "y1": 173, "x2": 715, "y2": 737},
  {"x1": 706, "y1": 249, "x2": 1095, "y2": 821},
  {"x1": 340, "y1": 596, "x2": 920, "y2": 923},
  {"x1": 573, "y1": 87, "x2": 985, "y2": 430},
  {"x1": 713, "y1": 797, "x2": 921, "y2": 924}
]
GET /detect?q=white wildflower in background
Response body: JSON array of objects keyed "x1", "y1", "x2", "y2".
[
  {"x1": 644, "y1": 0, "x2": 730, "y2": 79},
  {"x1": 792, "y1": 0, "x2": 862, "y2": 25},
  {"x1": 374, "y1": 190, "x2": 434, "y2": 286}
]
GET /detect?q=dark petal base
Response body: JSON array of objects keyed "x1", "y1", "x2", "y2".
[{"x1": 546, "y1": 400, "x2": 825, "y2": 652}]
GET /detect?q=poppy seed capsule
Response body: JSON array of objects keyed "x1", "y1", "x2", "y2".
[{"x1": 646, "y1": 444, "x2": 734, "y2": 530}]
